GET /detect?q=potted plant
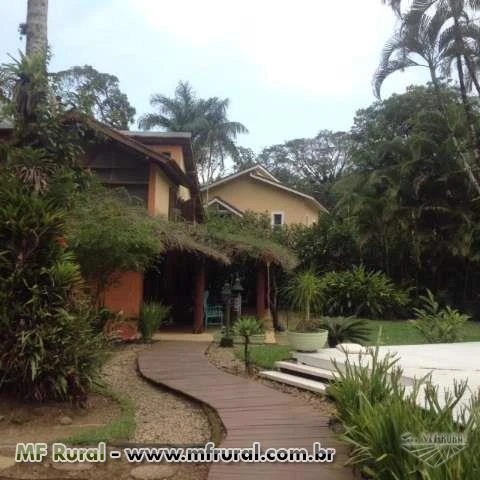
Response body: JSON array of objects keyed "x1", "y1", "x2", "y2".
[{"x1": 285, "y1": 271, "x2": 328, "y2": 352}]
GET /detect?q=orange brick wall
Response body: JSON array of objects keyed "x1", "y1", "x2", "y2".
[{"x1": 103, "y1": 271, "x2": 144, "y2": 318}]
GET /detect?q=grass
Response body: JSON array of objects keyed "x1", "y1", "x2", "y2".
[
  {"x1": 230, "y1": 316, "x2": 480, "y2": 370},
  {"x1": 234, "y1": 344, "x2": 291, "y2": 369},
  {"x1": 62, "y1": 386, "x2": 135, "y2": 445},
  {"x1": 277, "y1": 310, "x2": 480, "y2": 345},
  {"x1": 364, "y1": 319, "x2": 480, "y2": 345}
]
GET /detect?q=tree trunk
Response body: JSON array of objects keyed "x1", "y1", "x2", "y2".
[
  {"x1": 244, "y1": 336, "x2": 251, "y2": 374},
  {"x1": 270, "y1": 267, "x2": 279, "y2": 329},
  {"x1": 463, "y1": 54, "x2": 480, "y2": 98},
  {"x1": 26, "y1": 0, "x2": 49, "y2": 57},
  {"x1": 451, "y1": 8, "x2": 480, "y2": 172},
  {"x1": 428, "y1": 64, "x2": 480, "y2": 196}
]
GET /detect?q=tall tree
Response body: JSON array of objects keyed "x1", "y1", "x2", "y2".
[
  {"x1": 336, "y1": 85, "x2": 479, "y2": 296},
  {"x1": 377, "y1": 0, "x2": 480, "y2": 194},
  {"x1": 139, "y1": 81, "x2": 248, "y2": 184},
  {"x1": 24, "y1": 0, "x2": 49, "y2": 57},
  {"x1": 232, "y1": 146, "x2": 257, "y2": 171},
  {"x1": 51, "y1": 65, "x2": 136, "y2": 129},
  {"x1": 256, "y1": 131, "x2": 352, "y2": 208}
]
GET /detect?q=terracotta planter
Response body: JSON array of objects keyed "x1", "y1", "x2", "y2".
[{"x1": 286, "y1": 330, "x2": 328, "y2": 352}]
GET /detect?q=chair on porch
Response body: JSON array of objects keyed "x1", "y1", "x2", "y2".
[{"x1": 204, "y1": 290, "x2": 223, "y2": 328}]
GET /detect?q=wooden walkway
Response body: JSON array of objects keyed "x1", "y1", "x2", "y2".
[{"x1": 138, "y1": 341, "x2": 353, "y2": 480}]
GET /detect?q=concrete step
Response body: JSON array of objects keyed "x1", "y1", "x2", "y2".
[
  {"x1": 275, "y1": 361, "x2": 338, "y2": 381},
  {"x1": 293, "y1": 352, "x2": 415, "y2": 387},
  {"x1": 259, "y1": 371, "x2": 328, "y2": 394},
  {"x1": 294, "y1": 352, "x2": 348, "y2": 372}
]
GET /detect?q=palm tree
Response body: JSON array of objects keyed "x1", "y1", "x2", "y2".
[
  {"x1": 376, "y1": 0, "x2": 480, "y2": 195},
  {"x1": 195, "y1": 97, "x2": 248, "y2": 183},
  {"x1": 373, "y1": 10, "x2": 444, "y2": 99},
  {"x1": 138, "y1": 81, "x2": 205, "y2": 132},
  {"x1": 382, "y1": 0, "x2": 402, "y2": 17},
  {"x1": 25, "y1": 0, "x2": 49, "y2": 57},
  {"x1": 139, "y1": 81, "x2": 248, "y2": 184},
  {"x1": 382, "y1": 0, "x2": 480, "y2": 93}
]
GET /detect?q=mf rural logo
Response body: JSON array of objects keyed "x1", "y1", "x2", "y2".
[{"x1": 401, "y1": 432, "x2": 466, "y2": 467}]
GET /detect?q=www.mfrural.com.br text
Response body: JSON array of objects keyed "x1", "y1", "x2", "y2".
[{"x1": 15, "y1": 441, "x2": 336, "y2": 464}]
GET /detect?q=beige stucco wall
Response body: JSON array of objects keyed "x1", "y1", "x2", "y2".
[
  {"x1": 205, "y1": 175, "x2": 321, "y2": 226},
  {"x1": 150, "y1": 144, "x2": 190, "y2": 201},
  {"x1": 148, "y1": 164, "x2": 171, "y2": 217}
]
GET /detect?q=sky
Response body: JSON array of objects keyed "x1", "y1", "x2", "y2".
[{"x1": 0, "y1": 0, "x2": 430, "y2": 153}]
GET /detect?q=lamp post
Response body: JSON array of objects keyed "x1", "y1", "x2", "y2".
[
  {"x1": 220, "y1": 281, "x2": 233, "y2": 347},
  {"x1": 231, "y1": 274, "x2": 244, "y2": 324}
]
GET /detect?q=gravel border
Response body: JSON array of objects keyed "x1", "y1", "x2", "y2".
[{"x1": 103, "y1": 343, "x2": 211, "y2": 445}]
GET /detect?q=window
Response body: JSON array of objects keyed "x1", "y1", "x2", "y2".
[{"x1": 271, "y1": 212, "x2": 285, "y2": 227}]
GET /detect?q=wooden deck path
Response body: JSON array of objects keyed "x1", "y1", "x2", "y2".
[{"x1": 138, "y1": 341, "x2": 353, "y2": 480}]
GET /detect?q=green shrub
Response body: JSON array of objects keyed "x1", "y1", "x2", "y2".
[
  {"x1": 318, "y1": 317, "x2": 371, "y2": 347},
  {"x1": 0, "y1": 176, "x2": 106, "y2": 402},
  {"x1": 139, "y1": 302, "x2": 171, "y2": 342},
  {"x1": 413, "y1": 290, "x2": 470, "y2": 343},
  {"x1": 318, "y1": 265, "x2": 410, "y2": 318},
  {"x1": 93, "y1": 306, "x2": 118, "y2": 333},
  {"x1": 329, "y1": 346, "x2": 480, "y2": 479},
  {"x1": 66, "y1": 184, "x2": 164, "y2": 302},
  {"x1": 328, "y1": 347, "x2": 404, "y2": 425},
  {"x1": 232, "y1": 316, "x2": 263, "y2": 373}
]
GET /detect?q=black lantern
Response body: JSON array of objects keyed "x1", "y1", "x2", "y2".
[
  {"x1": 220, "y1": 281, "x2": 233, "y2": 347},
  {"x1": 231, "y1": 274, "x2": 243, "y2": 321}
]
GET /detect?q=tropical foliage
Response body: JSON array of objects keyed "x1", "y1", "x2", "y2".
[
  {"x1": 0, "y1": 172, "x2": 106, "y2": 402},
  {"x1": 139, "y1": 81, "x2": 248, "y2": 184},
  {"x1": 204, "y1": 211, "x2": 298, "y2": 271},
  {"x1": 232, "y1": 316, "x2": 264, "y2": 373},
  {"x1": 65, "y1": 183, "x2": 164, "y2": 300},
  {"x1": 413, "y1": 289, "x2": 471, "y2": 342},
  {"x1": 284, "y1": 271, "x2": 324, "y2": 331},
  {"x1": 0, "y1": 53, "x2": 107, "y2": 402},
  {"x1": 329, "y1": 347, "x2": 480, "y2": 479},
  {"x1": 272, "y1": 85, "x2": 480, "y2": 316},
  {"x1": 378, "y1": 0, "x2": 480, "y2": 194},
  {"x1": 51, "y1": 65, "x2": 136, "y2": 129},
  {"x1": 139, "y1": 302, "x2": 172, "y2": 342},
  {"x1": 318, "y1": 266, "x2": 410, "y2": 319},
  {"x1": 318, "y1": 317, "x2": 372, "y2": 347}
]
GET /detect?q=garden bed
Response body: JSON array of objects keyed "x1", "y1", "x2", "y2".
[{"x1": 0, "y1": 343, "x2": 212, "y2": 480}]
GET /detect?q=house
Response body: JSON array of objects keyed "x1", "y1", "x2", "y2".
[
  {"x1": 201, "y1": 165, "x2": 327, "y2": 226},
  {"x1": 1, "y1": 119, "x2": 299, "y2": 331},
  {"x1": 0, "y1": 117, "x2": 209, "y2": 329},
  {"x1": 79, "y1": 121, "x2": 205, "y2": 321}
]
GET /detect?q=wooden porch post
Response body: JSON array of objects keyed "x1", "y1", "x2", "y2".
[
  {"x1": 193, "y1": 259, "x2": 206, "y2": 333},
  {"x1": 256, "y1": 263, "x2": 267, "y2": 320}
]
